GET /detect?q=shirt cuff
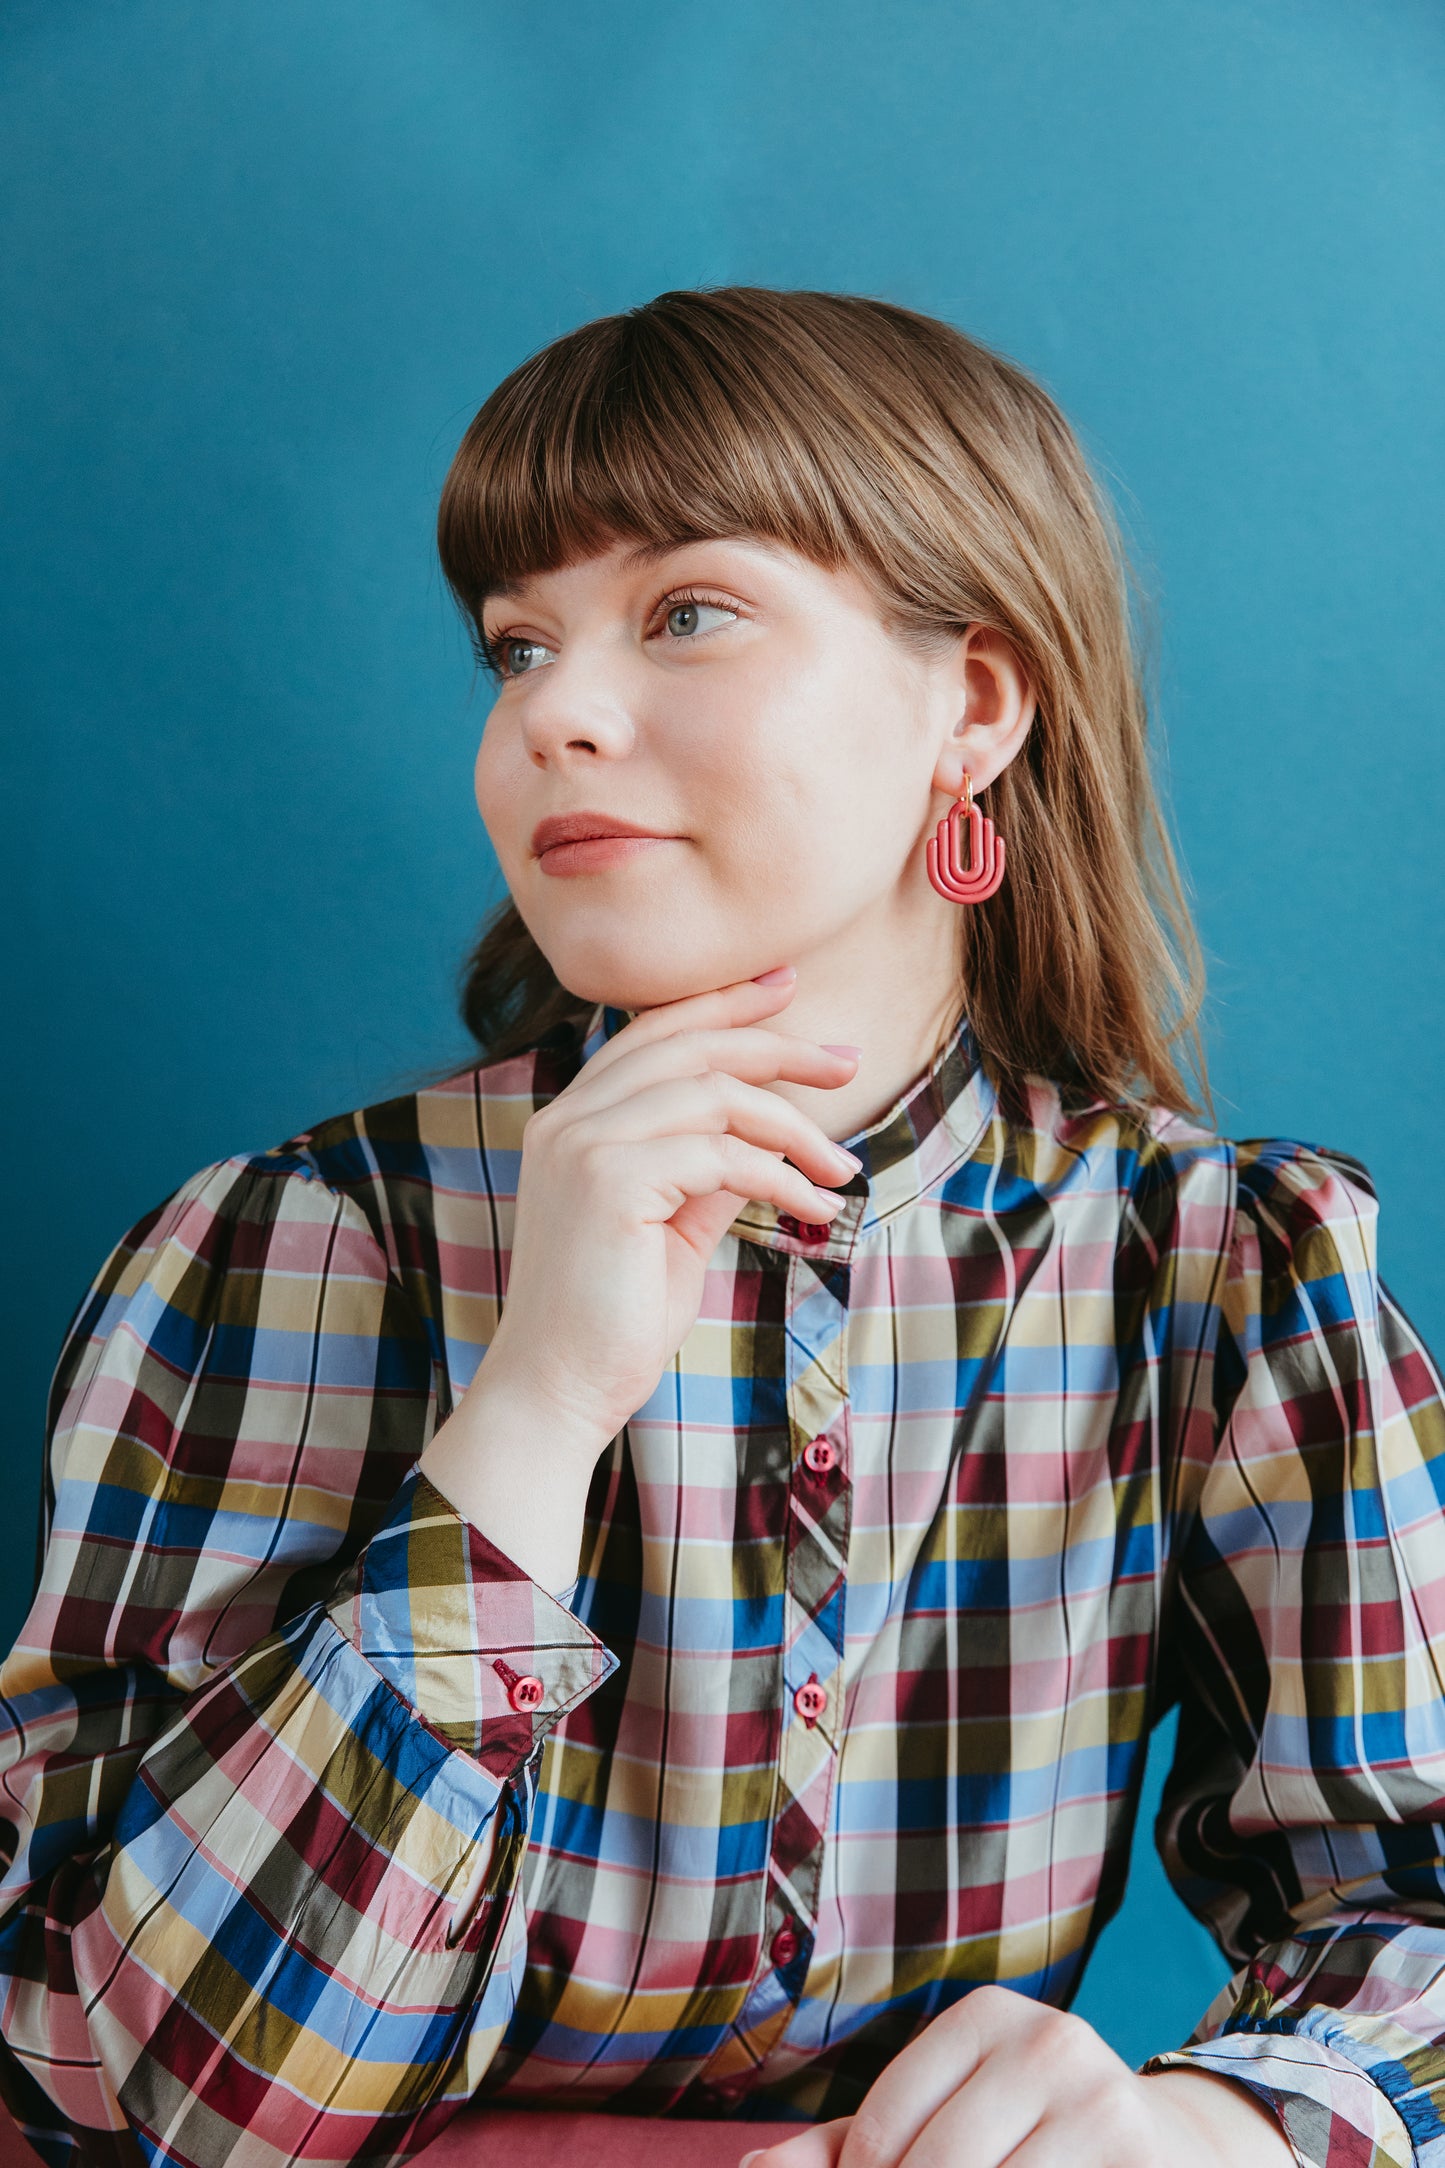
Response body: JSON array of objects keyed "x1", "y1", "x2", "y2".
[
  {"x1": 1145, "y1": 2035, "x2": 1417, "y2": 2167},
  {"x1": 323, "y1": 1461, "x2": 618, "y2": 1778}
]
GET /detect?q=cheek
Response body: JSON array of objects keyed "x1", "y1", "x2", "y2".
[
  {"x1": 700, "y1": 644, "x2": 844, "y2": 793},
  {"x1": 472, "y1": 726, "x2": 512, "y2": 835},
  {"x1": 718, "y1": 647, "x2": 904, "y2": 838}
]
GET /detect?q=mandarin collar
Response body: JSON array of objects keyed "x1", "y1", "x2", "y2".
[{"x1": 575, "y1": 999, "x2": 997, "y2": 1262}]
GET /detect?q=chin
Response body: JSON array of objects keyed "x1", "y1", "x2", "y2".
[
  {"x1": 531, "y1": 904, "x2": 766, "y2": 1011},
  {"x1": 548, "y1": 949, "x2": 755, "y2": 1013}
]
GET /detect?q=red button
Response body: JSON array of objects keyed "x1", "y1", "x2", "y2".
[
  {"x1": 771, "y1": 1925, "x2": 801, "y2": 1967},
  {"x1": 803, "y1": 1437, "x2": 836, "y2": 1474},
  {"x1": 793, "y1": 1677, "x2": 827, "y2": 1724},
  {"x1": 777, "y1": 1215, "x2": 832, "y2": 1241},
  {"x1": 509, "y1": 1674, "x2": 544, "y2": 1712}
]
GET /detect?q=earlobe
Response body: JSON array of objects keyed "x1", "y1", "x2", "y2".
[{"x1": 941, "y1": 628, "x2": 1035, "y2": 796}]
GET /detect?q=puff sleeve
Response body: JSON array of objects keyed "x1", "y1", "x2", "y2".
[
  {"x1": 1146, "y1": 1137, "x2": 1445, "y2": 2166},
  {"x1": 0, "y1": 1152, "x2": 616, "y2": 2168}
]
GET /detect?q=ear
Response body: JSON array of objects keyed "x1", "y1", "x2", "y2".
[{"x1": 928, "y1": 626, "x2": 1036, "y2": 799}]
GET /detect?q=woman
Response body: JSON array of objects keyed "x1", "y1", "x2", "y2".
[{"x1": 2, "y1": 288, "x2": 1441, "y2": 2168}]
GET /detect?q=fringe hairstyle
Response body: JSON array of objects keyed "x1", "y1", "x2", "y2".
[{"x1": 437, "y1": 287, "x2": 1212, "y2": 1124}]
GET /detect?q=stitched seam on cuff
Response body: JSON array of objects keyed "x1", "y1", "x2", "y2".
[
  {"x1": 314, "y1": 1608, "x2": 523, "y2": 1783},
  {"x1": 1197, "y1": 2020, "x2": 1431, "y2": 2149}
]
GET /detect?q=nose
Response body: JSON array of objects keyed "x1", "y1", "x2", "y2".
[{"x1": 518, "y1": 648, "x2": 636, "y2": 769}]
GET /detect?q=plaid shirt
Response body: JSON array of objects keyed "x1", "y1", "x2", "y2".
[{"x1": 2, "y1": 1000, "x2": 1444, "y2": 2168}]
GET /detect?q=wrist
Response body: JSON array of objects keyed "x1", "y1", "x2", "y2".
[
  {"x1": 1144, "y1": 2068, "x2": 1296, "y2": 2165},
  {"x1": 463, "y1": 1336, "x2": 618, "y2": 1461},
  {"x1": 417, "y1": 1366, "x2": 609, "y2": 1594},
  {"x1": 450, "y1": 1358, "x2": 615, "y2": 1464}
]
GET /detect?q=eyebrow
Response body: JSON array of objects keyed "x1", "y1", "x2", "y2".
[{"x1": 480, "y1": 538, "x2": 726, "y2": 608}]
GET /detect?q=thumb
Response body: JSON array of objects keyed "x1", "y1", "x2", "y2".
[{"x1": 669, "y1": 1185, "x2": 755, "y2": 1257}]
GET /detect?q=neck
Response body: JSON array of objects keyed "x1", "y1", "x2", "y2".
[{"x1": 756, "y1": 931, "x2": 966, "y2": 1144}]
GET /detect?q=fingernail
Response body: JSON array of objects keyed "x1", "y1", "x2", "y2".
[
  {"x1": 738, "y1": 2154, "x2": 761, "y2": 2168},
  {"x1": 752, "y1": 966, "x2": 796, "y2": 985},
  {"x1": 832, "y1": 1145, "x2": 863, "y2": 1170},
  {"x1": 822, "y1": 1043, "x2": 861, "y2": 1059}
]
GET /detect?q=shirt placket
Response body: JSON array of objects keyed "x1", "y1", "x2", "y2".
[{"x1": 702, "y1": 1244, "x2": 853, "y2": 2084}]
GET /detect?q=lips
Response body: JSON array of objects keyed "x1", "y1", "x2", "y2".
[{"x1": 531, "y1": 811, "x2": 676, "y2": 856}]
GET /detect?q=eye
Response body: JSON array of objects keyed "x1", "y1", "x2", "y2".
[
  {"x1": 487, "y1": 635, "x2": 556, "y2": 679},
  {"x1": 657, "y1": 594, "x2": 739, "y2": 643}
]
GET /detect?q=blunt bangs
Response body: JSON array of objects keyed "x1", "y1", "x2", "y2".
[{"x1": 434, "y1": 290, "x2": 926, "y2": 634}]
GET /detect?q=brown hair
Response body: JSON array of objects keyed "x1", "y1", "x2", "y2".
[{"x1": 437, "y1": 286, "x2": 1212, "y2": 1125}]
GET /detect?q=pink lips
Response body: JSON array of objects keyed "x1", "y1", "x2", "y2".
[
  {"x1": 531, "y1": 810, "x2": 681, "y2": 875},
  {"x1": 538, "y1": 835, "x2": 676, "y2": 876}
]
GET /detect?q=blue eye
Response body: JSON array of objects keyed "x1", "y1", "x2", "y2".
[
  {"x1": 485, "y1": 593, "x2": 736, "y2": 677},
  {"x1": 495, "y1": 638, "x2": 555, "y2": 677},
  {"x1": 661, "y1": 597, "x2": 737, "y2": 640}
]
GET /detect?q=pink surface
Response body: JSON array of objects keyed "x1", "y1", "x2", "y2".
[
  {"x1": 420, "y1": 2105, "x2": 807, "y2": 2165},
  {"x1": 0, "y1": 2100, "x2": 809, "y2": 2167}
]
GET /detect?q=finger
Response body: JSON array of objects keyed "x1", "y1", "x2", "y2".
[
  {"x1": 740, "y1": 2117, "x2": 852, "y2": 2168},
  {"x1": 577, "y1": 973, "x2": 806, "y2": 1080},
  {"x1": 993, "y1": 2132, "x2": 1076, "y2": 2167},
  {"x1": 894, "y1": 2006, "x2": 1144, "y2": 2168},
  {"x1": 667, "y1": 1182, "x2": 763, "y2": 1260},
  {"x1": 564, "y1": 1072, "x2": 863, "y2": 1190},
  {"x1": 568, "y1": 1022, "x2": 862, "y2": 1116},
  {"x1": 644, "y1": 1130, "x2": 850, "y2": 1226},
  {"x1": 889, "y1": 2046, "x2": 1044, "y2": 2168},
  {"x1": 836, "y1": 1989, "x2": 1050, "y2": 2168}
]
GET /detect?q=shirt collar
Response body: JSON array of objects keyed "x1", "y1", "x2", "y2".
[{"x1": 575, "y1": 998, "x2": 997, "y2": 1261}]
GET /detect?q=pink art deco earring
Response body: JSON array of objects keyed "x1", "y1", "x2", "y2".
[{"x1": 925, "y1": 769, "x2": 1007, "y2": 903}]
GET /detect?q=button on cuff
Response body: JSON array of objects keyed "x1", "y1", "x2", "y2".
[
  {"x1": 491, "y1": 1656, "x2": 554, "y2": 1717},
  {"x1": 336, "y1": 1465, "x2": 620, "y2": 1768}
]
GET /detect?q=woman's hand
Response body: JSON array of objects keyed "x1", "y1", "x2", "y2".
[
  {"x1": 737, "y1": 1987, "x2": 1295, "y2": 2168},
  {"x1": 479, "y1": 966, "x2": 860, "y2": 1448},
  {"x1": 421, "y1": 966, "x2": 861, "y2": 1590}
]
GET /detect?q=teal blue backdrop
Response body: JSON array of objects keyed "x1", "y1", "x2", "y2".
[{"x1": 3, "y1": 0, "x2": 1443, "y2": 2074}]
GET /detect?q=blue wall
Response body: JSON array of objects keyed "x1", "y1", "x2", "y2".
[{"x1": 4, "y1": 0, "x2": 1442, "y2": 2070}]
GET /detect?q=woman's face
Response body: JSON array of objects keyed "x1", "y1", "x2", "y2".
[{"x1": 473, "y1": 535, "x2": 1025, "y2": 1009}]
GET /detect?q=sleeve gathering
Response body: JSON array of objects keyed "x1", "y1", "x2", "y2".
[
  {"x1": 1145, "y1": 1134, "x2": 1445, "y2": 2168},
  {"x1": 0, "y1": 1152, "x2": 616, "y2": 2168}
]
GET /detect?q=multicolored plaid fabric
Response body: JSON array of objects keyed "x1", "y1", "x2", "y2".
[{"x1": 2, "y1": 1000, "x2": 1444, "y2": 2168}]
